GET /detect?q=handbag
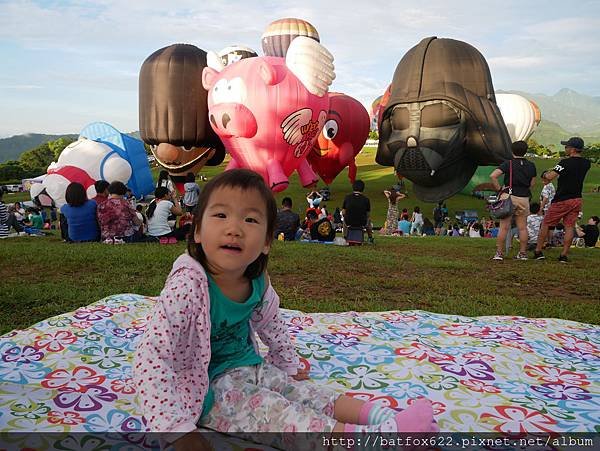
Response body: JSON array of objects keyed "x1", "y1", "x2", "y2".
[{"x1": 487, "y1": 160, "x2": 514, "y2": 219}]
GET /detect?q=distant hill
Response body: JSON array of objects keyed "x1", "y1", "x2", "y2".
[
  {"x1": 0, "y1": 133, "x2": 78, "y2": 163},
  {"x1": 0, "y1": 131, "x2": 141, "y2": 164},
  {"x1": 497, "y1": 88, "x2": 600, "y2": 146}
]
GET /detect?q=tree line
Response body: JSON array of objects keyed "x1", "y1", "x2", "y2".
[{"x1": 0, "y1": 137, "x2": 76, "y2": 184}]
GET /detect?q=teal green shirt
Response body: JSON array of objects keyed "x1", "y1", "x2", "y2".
[{"x1": 200, "y1": 273, "x2": 265, "y2": 418}]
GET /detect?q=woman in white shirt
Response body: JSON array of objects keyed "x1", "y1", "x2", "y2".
[
  {"x1": 410, "y1": 206, "x2": 424, "y2": 236},
  {"x1": 147, "y1": 187, "x2": 184, "y2": 241}
]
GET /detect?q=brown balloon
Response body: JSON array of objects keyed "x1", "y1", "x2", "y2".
[
  {"x1": 376, "y1": 37, "x2": 512, "y2": 202},
  {"x1": 261, "y1": 18, "x2": 320, "y2": 58},
  {"x1": 139, "y1": 44, "x2": 225, "y2": 190}
]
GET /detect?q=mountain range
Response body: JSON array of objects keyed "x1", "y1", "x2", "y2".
[{"x1": 1, "y1": 89, "x2": 600, "y2": 163}]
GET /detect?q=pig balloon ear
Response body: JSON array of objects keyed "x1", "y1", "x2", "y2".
[
  {"x1": 207, "y1": 51, "x2": 224, "y2": 72},
  {"x1": 202, "y1": 67, "x2": 220, "y2": 90},
  {"x1": 258, "y1": 60, "x2": 277, "y2": 86}
]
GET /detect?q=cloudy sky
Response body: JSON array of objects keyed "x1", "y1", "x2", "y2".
[{"x1": 1, "y1": 0, "x2": 599, "y2": 137}]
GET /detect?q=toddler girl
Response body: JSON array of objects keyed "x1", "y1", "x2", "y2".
[{"x1": 134, "y1": 169, "x2": 437, "y2": 450}]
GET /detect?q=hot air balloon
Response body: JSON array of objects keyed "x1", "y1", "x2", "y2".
[
  {"x1": 376, "y1": 37, "x2": 512, "y2": 202},
  {"x1": 530, "y1": 99, "x2": 542, "y2": 126},
  {"x1": 496, "y1": 93, "x2": 538, "y2": 142},
  {"x1": 308, "y1": 92, "x2": 370, "y2": 185},
  {"x1": 203, "y1": 36, "x2": 334, "y2": 192},
  {"x1": 261, "y1": 18, "x2": 320, "y2": 58},
  {"x1": 139, "y1": 44, "x2": 225, "y2": 192},
  {"x1": 218, "y1": 45, "x2": 258, "y2": 66}
]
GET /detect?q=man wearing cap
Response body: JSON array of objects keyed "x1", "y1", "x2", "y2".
[{"x1": 533, "y1": 137, "x2": 591, "y2": 262}]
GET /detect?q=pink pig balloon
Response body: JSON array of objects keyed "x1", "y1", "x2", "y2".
[{"x1": 202, "y1": 55, "x2": 331, "y2": 192}]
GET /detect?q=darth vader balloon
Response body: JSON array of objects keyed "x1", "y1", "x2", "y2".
[{"x1": 376, "y1": 37, "x2": 512, "y2": 202}]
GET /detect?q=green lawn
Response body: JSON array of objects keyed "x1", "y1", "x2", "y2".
[
  {"x1": 1, "y1": 233, "x2": 598, "y2": 335},
  {"x1": 2, "y1": 147, "x2": 598, "y2": 335}
]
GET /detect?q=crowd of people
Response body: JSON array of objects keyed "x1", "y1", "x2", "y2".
[
  {"x1": 272, "y1": 137, "x2": 598, "y2": 261},
  {"x1": 0, "y1": 170, "x2": 203, "y2": 244}
]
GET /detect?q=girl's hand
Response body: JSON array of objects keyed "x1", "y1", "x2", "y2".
[{"x1": 292, "y1": 368, "x2": 310, "y2": 381}]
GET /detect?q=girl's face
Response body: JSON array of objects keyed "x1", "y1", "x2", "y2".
[{"x1": 194, "y1": 186, "x2": 271, "y2": 276}]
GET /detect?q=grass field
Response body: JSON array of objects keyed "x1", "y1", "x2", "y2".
[{"x1": 2, "y1": 147, "x2": 598, "y2": 334}]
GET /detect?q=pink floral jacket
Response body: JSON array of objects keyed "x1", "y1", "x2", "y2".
[{"x1": 133, "y1": 254, "x2": 299, "y2": 434}]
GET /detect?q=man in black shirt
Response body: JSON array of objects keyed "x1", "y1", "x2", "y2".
[
  {"x1": 576, "y1": 215, "x2": 599, "y2": 248},
  {"x1": 533, "y1": 137, "x2": 591, "y2": 262},
  {"x1": 274, "y1": 197, "x2": 300, "y2": 241},
  {"x1": 342, "y1": 180, "x2": 374, "y2": 243}
]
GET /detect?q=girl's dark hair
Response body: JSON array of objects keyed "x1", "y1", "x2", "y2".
[
  {"x1": 187, "y1": 169, "x2": 277, "y2": 279},
  {"x1": 147, "y1": 186, "x2": 170, "y2": 218},
  {"x1": 65, "y1": 182, "x2": 87, "y2": 207},
  {"x1": 186, "y1": 172, "x2": 196, "y2": 183},
  {"x1": 414, "y1": 206, "x2": 420, "y2": 213},
  {"x1": 108, "y1": 181, "x2": 128, "y2": 196}
]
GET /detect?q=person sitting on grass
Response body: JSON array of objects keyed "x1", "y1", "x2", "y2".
[
  {"x1": 97, "y1": 181, "x2": 143, "y2": 243},
  {"x1": 0, "y1": 191, "x2": 24, "y2": 237},
  {"x1": 398, "y1": 215, "x2": 411, "y2": 236},
  {"x1": 133, "y1": 169, "x2": 438, "y2": 451},
  {"x1": 146, "y1": 186, "x2": 185, "y2": 242},
  {"x1": 342, "y1": 180, "x2": 374, "y2": 244},
  {"x1": 274, "y1": 197, "x2": 300, "y2": 241},
  {"x1": 576, "y1": 215, "x2": 599, "y2": 248},
  {"x1": 60, "y1": 182, "x2": 99, "y2": 242}
]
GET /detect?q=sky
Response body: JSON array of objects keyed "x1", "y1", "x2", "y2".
[{"x1": 1, "y1": 0, "x2": 599, "y2": 137}]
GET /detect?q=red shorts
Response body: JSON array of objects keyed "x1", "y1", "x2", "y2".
[{"x1": 543, "y1": 198, "x2": 582, "y2": 227}]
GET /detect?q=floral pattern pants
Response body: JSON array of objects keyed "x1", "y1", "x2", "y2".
[{"x1": 200, "y1": 362, "x2": 339, "y2": 449}]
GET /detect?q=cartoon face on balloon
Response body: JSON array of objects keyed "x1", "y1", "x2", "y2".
[
  {"x1": 202, "y1": 36, "x2": 335, "y2": 192},
  {"x1": 376, "y1": 37, "x2": 512, "y2": 202},
  {"x1": 151, "y1": 144, "x2": 217, "y2": 176},
  {"x1": 139, "y1": 44, "x2": 225, "y2": 191},
  {"x1": 307, "y1": 92, "x2": 370, "y2": 185}
]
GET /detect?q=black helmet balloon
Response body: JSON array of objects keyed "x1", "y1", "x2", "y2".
[{"x1": 376, "y1": 37, "x2": 512, "y2": 202}]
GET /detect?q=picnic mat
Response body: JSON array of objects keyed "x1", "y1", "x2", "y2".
[{"x1": 1, "y1": 293, "x2": 599, "y2": 450}]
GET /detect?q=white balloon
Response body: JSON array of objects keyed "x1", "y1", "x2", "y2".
[
  {"x1": 286, "y1": 36, "x2": 335, "y2": 97},
  {"x1": 496, "y1": 93, "x2": 538, "y2": 142},
  {"x1": 43, "y1": 138, "x2": 132, "y2": 208}
]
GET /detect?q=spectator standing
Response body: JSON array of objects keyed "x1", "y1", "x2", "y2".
[
  {"x1": 576, "y1": 215, "x2": 599, "y2": 248},
  {"x1": 433, "y1": 202, "x2": 444, "y2": 235},
  {"x1": 60, "y1": 182, "x2": 99, "y2": 242},
  {"x1": 380, "y1": 189, "x2": 405, "y2": 235},
  {"x1": 539, "y1": 171, "x2": 556, "y2": 215},
  {"x1": 534, "y1": 137, "x2": 592, "y2": 262},
  {"x1": 489, "y1": 141, "x2": 537, "y2": 260},
  {"x1": 97, "y1": 181, "x2": 143, "y2": 243},
  {"x1": 274, "y1": 197, "x2": 300, "y2": 241},
  {"x1": 342, "y1": 180, "x2": 374, "y2": 243},
  {"x1": 183, "y1": 172, "x2": 201, "y2": 213}
]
